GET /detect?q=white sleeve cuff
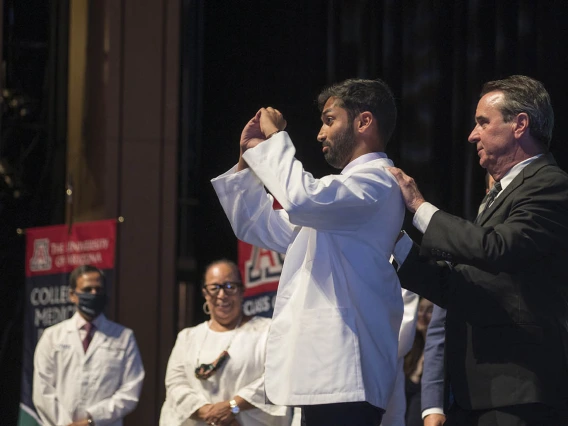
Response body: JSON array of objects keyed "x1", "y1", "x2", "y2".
[
  {"x1": 392, "y1": 232, "x2": 413, "y2": 268},
  {"x1": 412, "y1": 202, "x2": 439, "y2": 234},
  {"x1": 422, "y1": 407, "x2": 445, "y2": 419}
]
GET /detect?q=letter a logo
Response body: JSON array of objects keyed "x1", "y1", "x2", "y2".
[{"x1": 30, "y1": 238, "x2": 52, "y2": 272}]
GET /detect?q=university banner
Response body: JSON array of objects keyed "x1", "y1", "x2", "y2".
[
  {"x1": 238, "y1": 241, "x2": 284, "y2": 318},
  {"x1": 18, "y1": 219, "x2": 117, "y2": 426}
]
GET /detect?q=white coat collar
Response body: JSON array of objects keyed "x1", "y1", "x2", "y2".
[{"x1": 341, "y1": 152, "x2": 388, "y2": 175}]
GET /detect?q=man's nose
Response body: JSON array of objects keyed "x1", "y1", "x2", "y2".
[
  {"x1": 317, "y1": 128, "x2": 326, "y2": 142},
  {"x1": 467, "y1": 127, "x2": 479, "y2": 144}
]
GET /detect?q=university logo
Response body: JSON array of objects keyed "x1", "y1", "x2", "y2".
[
  {"x1": 245, "y1": 246, "x2": 284, "y2": 289},
  {"x1": 30, "y1": 238, "x2": 52, "y2": 272}
]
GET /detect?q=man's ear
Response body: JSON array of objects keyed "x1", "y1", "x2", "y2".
[
  {"x1": 513, "y1": 112, "x2": 529, "y2": 138},
  {"x1": 356, "y1": 111, "x2": 373, "y2": 134},
  {"x1": 69, "y1": 288, "x2": 77, "y2": 303}
]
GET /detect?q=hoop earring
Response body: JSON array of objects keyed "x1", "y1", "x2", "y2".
[{"x1": 203, "y1": 302, "x2": 211, "y2": 315}]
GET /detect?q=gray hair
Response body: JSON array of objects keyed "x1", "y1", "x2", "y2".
[{"x1": 481, "y1": 75, "x2": 553, "y2": 147}]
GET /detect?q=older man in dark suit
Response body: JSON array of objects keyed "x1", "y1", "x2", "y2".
[{"x1": 389, "y1": 75, "x2": 568, "y2": 426}]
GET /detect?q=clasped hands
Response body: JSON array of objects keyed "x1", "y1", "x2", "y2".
[
  {"x1": 238, "y1": 107, "x2": 287, "y2": 171},
  {"x1": 197, "y1": 402, "x2": 239, "y2": 426}
]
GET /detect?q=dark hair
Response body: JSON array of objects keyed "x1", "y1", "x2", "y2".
[
  {"x1": 69, "y1": 264, "x2": 105, "y2": 290},
  {"x1": 317, "y1": 78, "x2": 397, "y2": 146},
  {"x1": 481, "y1": 75, "x2": 554, "y2": 147},
  {"x1": 403, "y1": 328, "x2": 425, "y2": 378},
  {"x1": 202, "y1": 259, "x2": 242, "y2": 286}
]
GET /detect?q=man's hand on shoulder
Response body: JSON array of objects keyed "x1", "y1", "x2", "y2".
[
  {"x1": 387, "y1": 167, "x2": 426, "y2": 214},
  {"x1": 424, "y1": 413, "x2": 446, "y2": 426}
]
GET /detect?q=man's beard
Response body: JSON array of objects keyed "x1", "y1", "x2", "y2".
[{"x1": 323, "y1": 126, "x2": 356, "y2": 169}]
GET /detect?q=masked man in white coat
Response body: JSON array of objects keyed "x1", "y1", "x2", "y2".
[
  {"x1": 211, "y1": 78, "x2": 404, "y2": 426},
  {"x1": 33, "y1": 265, "x2": 145, "y2": 426}
]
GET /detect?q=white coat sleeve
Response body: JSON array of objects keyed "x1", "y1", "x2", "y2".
[
  {"x1": 87, "y1": 332, "x2": 145, "y2": 425},
  {"x1": 398, "y1": 288, "x2": 419, "y2": 357},
  {"x1": 241, "y1": 132, "x2": 397, "y2": 231},
  {"x1": 163, "y1": 330, "x2": 210, "y2": 424},
  {"x1": 211, "y1": 165, "x2": 299, "y2": 254},
  {"x1": 33, "y1": 330, "x2": 74, "y2": 426}
]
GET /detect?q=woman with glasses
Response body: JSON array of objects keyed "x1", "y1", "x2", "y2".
[{"x1": 160, "y1": 259, "x2": 292, "y2": 426}]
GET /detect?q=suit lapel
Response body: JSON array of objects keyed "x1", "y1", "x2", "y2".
[{"x1": 478, "y1": 153, "x2": 556, "y2": 226}]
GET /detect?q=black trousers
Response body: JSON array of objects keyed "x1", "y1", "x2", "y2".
[
  {"x1": 301, "y1": 401, "x2": 385, "y2": 426},
  {"x1": 445, "y1": 402, "x2": 568, "y2": 426}
]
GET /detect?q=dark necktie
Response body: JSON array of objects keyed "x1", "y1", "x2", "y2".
[
  {"x1": 475, "y1": 181, "x2": 502, "y2": 224},
  {"x1": 82, "y1": 322, "x2": 95, "y2": 353}
]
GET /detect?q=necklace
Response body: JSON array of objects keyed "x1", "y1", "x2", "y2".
[{"x1": 194, "y1": 315, "x2": 243, "y2": 380}]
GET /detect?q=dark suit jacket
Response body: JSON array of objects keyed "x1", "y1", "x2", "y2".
[
  {"x1": 421, "y1": 305, "x2": 446, "y2": 413},
  {"x1": 399, "y1": 153, "x2": 568, "y2": 411}
]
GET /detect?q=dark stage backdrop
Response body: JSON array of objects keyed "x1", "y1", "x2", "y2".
[{"x1": 189, "y1": 0, "x2": 568, "y2": 301}]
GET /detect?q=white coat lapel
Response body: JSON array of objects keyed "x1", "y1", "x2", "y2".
[
  {"x1": 85, "y1": 316, "x2": 110, "y2": 362},
  {"x1": 65, "y1": 318, "x2": 85, "y2": 357}
]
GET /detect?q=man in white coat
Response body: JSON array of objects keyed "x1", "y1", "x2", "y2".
[
  {"x1": 211, "y1": 78, "x2": 404, "y2": 426},
  {"x1": 33, "y1": 265, "x2": 145, "y2": 426}
]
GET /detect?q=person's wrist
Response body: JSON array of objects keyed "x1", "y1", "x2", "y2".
[
  {"x1": 229, "y1": 398, "x2": 240, "y2": 414},
  {"x1": 265, "y1": 129, "x2": 280, "y2": 139}
]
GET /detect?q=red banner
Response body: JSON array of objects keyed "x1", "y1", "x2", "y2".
[
  {"x1": 238, "y1": 241, "x2": 284, "y2": 298},
  {"x1": 26, "y1": 219, "x2": 117, "y2": 277}
]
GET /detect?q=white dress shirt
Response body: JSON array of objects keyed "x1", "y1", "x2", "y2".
[
  {"x1": 212, "y1": 131, "x2": 405, "y2": 409},
  {"x1": 33, "y1": 312, "x2": 145, "y2": 426}
]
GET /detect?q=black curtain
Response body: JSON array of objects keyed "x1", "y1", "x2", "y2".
[
  {"x1": 327, "y1": 0, "x2": 568, "y2": 227},
  {"x1": 189, "y1": 0, "x2": 568, "y2": 319}
]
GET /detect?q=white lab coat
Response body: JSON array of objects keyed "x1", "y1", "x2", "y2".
[
  {"x1": 33, "y1": 313, "x2": 145, "y2": 426},
  {"x1": 212, "y1": 131, "x2": 405, "y2": 409}
]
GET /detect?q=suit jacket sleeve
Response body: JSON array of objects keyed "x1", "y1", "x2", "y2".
[
  {"x1": 421, "y1": 305, "x2": 446, "y2": 413},
  {"x1": 397, "y1": 242, "x2": 456, "y2": 308},
  {"x1": 422, "y1": 170, "x2": 568, "y2": 273}
]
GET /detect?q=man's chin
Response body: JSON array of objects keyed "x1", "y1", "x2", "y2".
[{"x1": 324, "y1": 154, "x2": 343, "y2": 169}]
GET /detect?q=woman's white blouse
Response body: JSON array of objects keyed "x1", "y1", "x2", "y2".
[{"x1": 160, "y1": 316, "x2": 292, "y2": 426}]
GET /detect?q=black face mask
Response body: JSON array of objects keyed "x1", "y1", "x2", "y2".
[{"x1": 76, "y1": 293, "x2": 107, "y2": 318}]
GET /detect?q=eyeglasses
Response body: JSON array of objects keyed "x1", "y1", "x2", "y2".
[{"x1": 203, "y1": 281, "x2": 242, "y2": 296}]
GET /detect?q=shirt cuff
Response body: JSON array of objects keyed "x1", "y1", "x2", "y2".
[
  {"x1": 392, "y1": 232, "x2": 413, "y2": 268},
  {"x1": 422, "y1": 407, "x2": 445, "y2": 419},
  {"x1": 412, "y1": 202, "x2": 439, "y2": 234}
]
